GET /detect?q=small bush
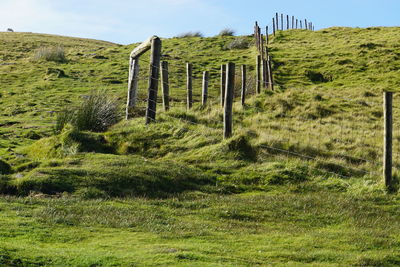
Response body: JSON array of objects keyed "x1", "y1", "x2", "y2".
[
  {"x1": 55, "y1": 90, "x2": 120, "y2": 133},
  {"x1": 218, "y1": 28, "x2": 235, "y2": 36},
  {"x1": 34, "y1": 46, "x2": 66, "y2": 63},
  {"x1": 226, "y1": 37, "x2": 250, "y2": 50},
  {"x1": 175, "y1": 31, "x2": 203, "y2": 38}
]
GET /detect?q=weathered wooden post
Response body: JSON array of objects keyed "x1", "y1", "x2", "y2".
[
  {"x1": 272, "y1": 18, "x2": 276, "y2": 36},
  {"x1": 145, "y1": 37, "x2": 162, "y2": 124},
  {"x1": 384, "y1": 91, "x2": 393, "y2": 191},
  {"x1": 276, "y1": 13, "x2": 279, "y2": 32},
  {"x1": 256, "y1": 55, "x2": 261, "y2": 94},
  {"x1": 305, "y1": 19, "x2": 308, "y2": 30},
  {"x1": 267, "y1": 55, "x2": 274, "y2": 90},
  {"x1": 300, "y1": 20, "x2": 303, "y2": 29},
  {"x1": 220, "y1": 64, "x2": 226, "y2": 106},
  {"x1": 126, "y1": 58, "x2": 139, "y2": 119},
  {"x1": 186, "y1": 63, "x2": 193, "y2": 110},
  {"x1": 266, "y1": 26, "x2": 269, "y2": 44},
  {"x1": 260, "y1": 34, "x2": 264, "y2": 59},
  {"x1": 202, "y1": 71, "x2": 209, "y2": 107},
  {"x1": 292, "y1": 16, "x2": 294, "y2": 29},
  {"x1": 224, "y1": 63, "x2": 235, "y2": 139},
  {"x1": 286, "y1": 15, "x2": 289, "y2": 30},
  {"x1": 296, "y1": 19, "x2": 298, "y2": 29},
  {"x1": 241, "y1": 65, "x2": 246, "y2": 106},
  {"x1": 281, "y1": 14, "x2": 284, "y2": 30},
  {"x1": 160, "y1": 61, "x2": 170, "y2": 111},
  {"x1": 262, "y1": 59, "x2": 268, "y2": 88}
]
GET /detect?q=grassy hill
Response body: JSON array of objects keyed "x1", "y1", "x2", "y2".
[{"x1": 1, "y1": 27, "x2": 400, "y2": 266}]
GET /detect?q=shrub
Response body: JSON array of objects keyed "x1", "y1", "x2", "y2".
[
  {"x1": 218, "y1": 28, "x2": 235, "y2": 36},
  {"x1": 55, "y1": 90, "x2": 120, "y2": 133},
  {"x1": 226, "y1": 37, "x2": 250, "y2": 50},
  {"x1": 175, "y1": 31, "x2": 203, "y2": 38},
  {"x1": 34, "y1": 46, "x2": 66, "y2": 63}
]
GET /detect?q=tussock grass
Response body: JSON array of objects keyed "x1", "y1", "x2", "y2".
[{"x1": 34, "y1": 46, "x2": 66, "y2": 62}]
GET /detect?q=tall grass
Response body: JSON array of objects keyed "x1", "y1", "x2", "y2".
[
  {"x1": 218, "y1": 28, "x2": 235, "y2": 36},
  {"x1": 55, "y1": 90, "x2": 120, "y2": 133},
  {"x1": 34, "y1": 46, "x2": 66, "y2": 62},
  {"x1": 175, "y1": 31, "x2": 203, "y2": 38}
]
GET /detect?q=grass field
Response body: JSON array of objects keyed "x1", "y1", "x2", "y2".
[{"x1": 1, "y1": 27, "x2": 400, "y2": 266}]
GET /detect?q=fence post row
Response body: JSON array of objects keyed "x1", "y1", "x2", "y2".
[
  {"x1": 160, "y1": 61, "x2": 170, "y2": 111},
  {"x1": 202, "y1": 71, "x2": 209, "y2": 107},
  {"x1": 384, "y1": 91, "x2": 393, "y2": 192},
  {"x1": 186, "y1": 63, "x2": 193, "y2": 110},
  {"x1": 224, "y1": 63, "x2": 235, "y2": 139},
  {"x1": 241, "y1": 65, "x2": 246, "y2": 106},
  {"x1": 221, "y1": 64, "x2": 226, "y2": 107}
]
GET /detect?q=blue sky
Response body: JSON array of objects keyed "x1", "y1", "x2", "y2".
[{"x1": 0, "y1": 0, "x2": 399, "y2": 44}]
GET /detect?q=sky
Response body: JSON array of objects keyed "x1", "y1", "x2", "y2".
[{"x1": 0, "y1": 0, "x2": 399, "y2": 44}]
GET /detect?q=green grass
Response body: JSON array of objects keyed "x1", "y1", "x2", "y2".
[
  {"x1": 1, "y1": 27, "x2": 400, "y2": 265},
  {"x1": 1, "y1": 190, "x2": 400, "y2": 266}
]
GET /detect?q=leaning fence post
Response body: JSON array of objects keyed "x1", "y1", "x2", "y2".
[
  {"x1": 186, "y1": 63, "x2": 193, "y2": 110},
  {"x1": 145, "y1": 37, "x2": 162, "y2": 124},
  {"x1": 256, "y1": 55, "x2": 261, "y2": 94},
  {"x1": 241, "y1": 65, "x2": 246, "y2": 106},
  {"x1": 126, "y1": 58, "x2": 140, "y2": 119},
  {"x1": 160, "y1": 61, "x2": 169, "y2": 111},
  {"x1": 384, "y1": 91, "x2": 393, "y2": 191},
  {"x1": 202, "y1": 71, "x2": 209, "y2": 107},
  {"x1": 224, "y1": 63, "x2": 235, "y2": 139},
  {"x1": 220, "y1": 64, "x2": 226, "y2": 107}
]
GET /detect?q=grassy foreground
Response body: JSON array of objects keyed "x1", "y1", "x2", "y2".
[{"x1": 1, "y1": 190, "x2": 400, "y2": 266}]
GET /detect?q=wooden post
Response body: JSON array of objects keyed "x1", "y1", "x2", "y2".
[
  {"x1": 160, "y1": 61, "x2": 169, "y2": 111},
  {"x1": 126, "y1": 58, "x2": 139, "y2": 119},
  {"x1": 224, "y1": 63, "x2": 235, "y2": 139},
  {"x1": 202, "y1": 71, "x2": 209, "y2": 107},
  {"x1": 186, "y1": 63, "x2": 193, "y2": 110},
  {"x1": 286, "y1": 15, "x2": 289, "y2": 30},
  {"x1": 272, "y1": 18, "x2": 276, "y2": 36},
  {"x1": 267, "y1": 56, "x2": 274, "y2": 90},
  {"x1": 292, "y1": 16, "x2": 294, "y2": 29},
  {"x1": 296, "y1": 19, "x2": 298, "y2": 29},
  {"x1": 281, "y1": 14, "x2": 284, "y2": 31},
  {"x1": 220, "y1": 64, "x2": 226, "y2": 107},
  {"x1": 300, "y1": 20, "x2": 303, "y2": 29},
  {"x1": 254, "y1": 21, "x2": 259, "y2": 44},
  {"x1": 276, "y1": 13, "x2": 279, "y2": 32},
  {"x1": 241, "y1": 65, "x2": 246, "y2": 106},
  {"x1": 305, "y1": 19, "x2": 308, "y2": 30},
  {"x1": 262, "y1": 59, "x2": 268, "y2": 88},
  {"x1": 145, "y1": 37, "x2": 162, "y2": 124},
  {"x1": 260, "y1": 34, "x2": 264, "y2": 59},
  {"x1": 256, "y1": 55, "x2": 261, "y2": 94},
  {"x1": 266, "y1": 26, "x2": 269, "y2": 44},
  {"x1": 384, "y1": 91, "x2": 393, "y2": 191}
]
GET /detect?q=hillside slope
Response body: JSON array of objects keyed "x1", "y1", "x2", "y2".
[{"x1": 1, "y1": 27, "x2": 400, "y2": 266}]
